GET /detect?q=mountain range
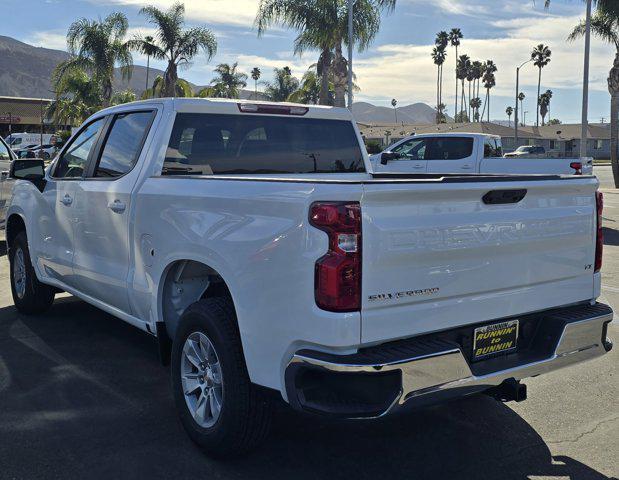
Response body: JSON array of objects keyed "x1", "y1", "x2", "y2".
[{"x1": 0, "y1": 35, "x2": 442, "y2": 124}]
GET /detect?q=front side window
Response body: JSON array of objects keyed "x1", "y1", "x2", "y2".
[
  {"x1": 392, "y1": 138, "x2": 428, "y2": 160},
  {"x1": 163, "y1": 113, "x2": 365, "y2": 175},
  {"x1": 93, "y1": 111, "x2": 154, "y2": 178},
  {"x1": 54, "y1": 118, "x2": 105, "y2": 179}
]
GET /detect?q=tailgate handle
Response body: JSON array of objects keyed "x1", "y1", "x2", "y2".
[{"x1": 482, "y1": 189, "x2": 527, "y2": 205}]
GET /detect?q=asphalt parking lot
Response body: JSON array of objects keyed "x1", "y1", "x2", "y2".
[{"x1": 0, "y1": 171, "x2": 617, "y2": 480}]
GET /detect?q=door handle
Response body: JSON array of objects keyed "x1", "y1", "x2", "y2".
[
  {"x1": 108, "y1": 199, "x2": 126, "y2": 214},
  {"x1": 412, "y1": 164, "x2": 425, "y2": 169},
  {"x1": 61, "y1": 194, "x2": 73, "y2": 206},
  {"x1": 460, "y1": 164, "x2": 472, "y2": 170}
]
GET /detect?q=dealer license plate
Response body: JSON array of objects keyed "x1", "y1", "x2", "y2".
[{"x1": 473, "y1": 320, "x2": 519, "y2": 360}]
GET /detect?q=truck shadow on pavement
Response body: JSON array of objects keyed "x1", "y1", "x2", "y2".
[
  {"x1": 0, "y1": 297, "x2": 614, "y2": 480},
  {"x1": 603, "y1": 226, "x2": 619, "y2": 246},
  {"x1": 0, "y1": 241, "x2": 5, "y2": 257}
]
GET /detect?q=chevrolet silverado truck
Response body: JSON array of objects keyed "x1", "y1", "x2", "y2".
[
  {"x1": 370, "y1": 133, "x2": 593, "y2": 175},
  {"x1": 5, "y1": 99, "x2": 613, "y2": 458}
]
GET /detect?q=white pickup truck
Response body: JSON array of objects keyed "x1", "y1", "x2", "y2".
[
  {"x1": 5, "y1": 99, "x2": 613, "y2": 458},
  {"x1": 370, "y1": 133, "x2": 593, "y2": 175}
]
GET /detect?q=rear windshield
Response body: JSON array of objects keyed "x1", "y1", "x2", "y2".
[{"x1": 163, "y1": 113, "x2": 365, "y2": 175}]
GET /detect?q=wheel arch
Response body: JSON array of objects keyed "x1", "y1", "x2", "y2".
[
  {"x1": 158, "y1": 259, "x2": 236, "y2": 340},
  {"x1": 6, "y1": 213, "x2": 27, "y2": 248}
]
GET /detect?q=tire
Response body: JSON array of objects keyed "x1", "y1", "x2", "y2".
[
  {"x1": 9, "y1": 231, "x2": 55, "y2": 314},
  {"x1": 171, "y1": 298, "x2": 272, "y2": 458}
]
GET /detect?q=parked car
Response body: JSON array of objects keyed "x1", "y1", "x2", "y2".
[
  {"x1": 504, "y1": 145, "x2": 547, "y2": 158},
  {"x1": 14, "y1": 144, "x2": 39, "y2": 158},
  {"x1": 28, "y1": 144, "x2": 57, "y2": 160},
  {"x1": 5, "y1": 99, "x2": 613, "y2": 457},
  {"x1": 371, "y1": 133, "x2": 592, "y2": 175}
]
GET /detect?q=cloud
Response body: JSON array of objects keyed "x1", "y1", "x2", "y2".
[
  {"x1": 87, "y1": 0, "x2": 259, "y2": 28},
  {"x1": 25, "y1": 30, "x2": 67, "y2": 50}
]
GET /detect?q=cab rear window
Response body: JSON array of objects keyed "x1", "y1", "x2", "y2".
[{"x1": 162, "y1": 113, "x2": 365, "y2": 175}]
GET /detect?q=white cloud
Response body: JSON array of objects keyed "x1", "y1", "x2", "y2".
[
  {"x1": 26, "y1": 30, "x2": 67, "y2": 51},
  {"x1": 88, "y1": 0, "x2": 259, "y2": 28}
]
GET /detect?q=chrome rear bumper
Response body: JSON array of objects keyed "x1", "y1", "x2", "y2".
[{"x1": 285, "y1": 303, "x2": 613, "y2": 418}]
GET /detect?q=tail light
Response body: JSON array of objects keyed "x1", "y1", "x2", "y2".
[
  {"x1": 595, "y1": 191, "x2": 604, "y2": 272},
  {"x1": 570, "y1": 162, "x2": 583, "y2": 175},
  {"x1": 309, "y1": 202, "x2": 361, "y2": 312}
]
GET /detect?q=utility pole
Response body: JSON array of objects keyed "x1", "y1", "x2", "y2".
[
  {"x1": 580, "y1": 0, "x2": 593, "y2": 158},
  {"x1": 347, "y1": 0, "x2": 354, "y2": 110},
  {"x1": 515, "y1": 59, "x2": 532, "y2": 145}
]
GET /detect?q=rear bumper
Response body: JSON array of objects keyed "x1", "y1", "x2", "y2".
[{"x1": 285, "y1": 303, "x2": 613, "y2": 418}]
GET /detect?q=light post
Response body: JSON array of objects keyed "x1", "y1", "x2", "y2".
[
  {"x1": 580, "y1": 0, "x2": 593, "y2": 158},
  {"x1": 347, "y1": 0, "x2": 354, "y2": 110},
  {"x1": 515, "y1": 58, "x2": 533, "y2": 144}
]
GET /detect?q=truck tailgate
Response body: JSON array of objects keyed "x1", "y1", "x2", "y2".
[{"x1": 360, "y1": 178, "x2": 598, "y2": 344}]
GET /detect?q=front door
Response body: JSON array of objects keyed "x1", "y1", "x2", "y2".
[
  {"x1": 376, "y1": 137, "x2": 429, "y2": 173},
  {"x1": 38, "y1": 118, "x2": 107, "y2": 285},
  {"x1": 72, "y1": 110, "x2": 156, "y2": 314}
]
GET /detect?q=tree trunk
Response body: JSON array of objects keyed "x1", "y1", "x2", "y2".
[
  {"x1": 536, "y1": 67, "x2": 542, "y2": 127},
  {"x1": 163, "y1": 61, "x2": 178, "y2": 98},
  {"x1": 146, "y1": 56, "x2": 150, "y2": 97},
  {"x1": 608, "y1": 52, "x2": 619, "y2": 188},
  {"x1": 454, "y1": 46, "x2": 458, "y2": 123},
  {"x1": 319, "y1": 47, "x2": 331, "y2": 106},
  {"x1": 333, "y1": 42, "x2": 347, "y2": 108},
  {"x1": 487, "y1": 89, "x2": 490, "y2": 123},
  {"x1": 468, "y1": 81, "x2": 471, "y2": 121},
  {"x1": 101, "y1": 78, "x2": 113, "y2": 108},
  {"x1": 436, "y1": 65, "x2": 440, "y2": 123}
]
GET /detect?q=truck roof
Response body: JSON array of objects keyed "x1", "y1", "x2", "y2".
[{"x1": 96, "y1": 97, "x2": 354, "y2": 122}]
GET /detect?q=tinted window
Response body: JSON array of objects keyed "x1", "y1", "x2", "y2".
[
  {"x1": 484, "y1": 138, "x2": 502, "y2": 157},
  {"x1": 163, "y1": 113, "x2": 365, "y2": 175},
  {"x1": 0, "y1": 139, "x2": 10, "y2": 160},
  {"x1": 94, "y1": 111, "x2": 154, "y2": 178},
  {"x1": 54, "y1": 118, "x2": 105, "y2": 179},
  {"x1": 426, "y1": 137, "x2": 473, "y2": 160}
]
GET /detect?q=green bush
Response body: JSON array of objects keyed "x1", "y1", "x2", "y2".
[{"x1": 365, "y1": 140, "x2": 383, "y2": 154}]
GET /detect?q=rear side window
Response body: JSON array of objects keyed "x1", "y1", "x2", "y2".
[
  {"x1": 425, "y1": 137, "x2": 473, "y2": 160},
  {"x1": 484, "y1": 138, "x2": 502, "y2": 157},
  {"x1": 93, "y1": 111, "x2": 155, "y2": 178},
  {"x1": 163, "y1": 113, "x2": 365, "y2": 175}
]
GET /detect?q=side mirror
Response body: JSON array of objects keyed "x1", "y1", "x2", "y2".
[
  {"x1": 10, "y1": 159, "x2": 46, "y2": 191},
  {"x1": 380, "y1": 151, "x2": 400, "y2": 165}
]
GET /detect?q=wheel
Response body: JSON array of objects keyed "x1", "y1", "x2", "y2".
[
  {"x1": 43, "y1": 152, "x2": 50, "y2": 159},
  {"x1": 171, "y1": 298, "x2": 272, "y2": 458},
  {"x1": 9, "y1": 231, "x2": 55, "y2": 314}
]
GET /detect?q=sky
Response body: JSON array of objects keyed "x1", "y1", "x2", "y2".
[{"x1": 3, "y1": 0, "x2": 617, "y2": 124}]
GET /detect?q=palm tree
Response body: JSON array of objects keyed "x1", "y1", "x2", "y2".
[
  {"x1": 471, "y1": 60, "x2": 484, "y2": 120},
  {"x1": 431, "y1": 45, "x2": 447, "y2": 123},
  {"x1": 518, "y1": 92, "x2": 526, "y2": 125},
  {"x1": 538, "y1": 92, "x2": 551, "y2": 125},
  {"x1": 48, "y1": 68, "x2": 102, "y2": 126},
  {"x1": 466, "y1": 62, "x2": 476, "y2": 120},
  {"x1": 131, "y1": 34, "x2": 159, "y2": 98},
  {"x1": 569, "y1": 8, "x2": 619, "y2": 186},
  {"x1": 391, "y1": 98, "x2": 398, "y2": 124},
  {"x1": 137, "y1": 2, "x2": 217, "y2": 98},
  {"x1": 54, "y1": 12, "x2": 133, "y2": 107},
  {"x1": 456, "y1": 54, "x2": 470, "y2": 120},
  {"x1": 449, "y1": 28, "x2": 463, "y2": 122},
  {"x1": 480, "y1": 60, "x2": 497, "y2": 123},
  {"x1": 506, "y1": 106, "x2": 514, "y2": 127},
  {"x1": 544, "y1": 0, "x2": 619, "y2": 15},
  {"x1": 287, "y1": 70, "x2": 321, "y2": 104},
  {"x1": 470, "y1": 97, "x2": 482, "y2": 122},
  {"x1": 145, "y1": 75, "x2": 194, "y2": 98},
  {"x1": 263, "y1": 66, "x2": 300, "y2": 101},
  {"x1": 208, "y1": 63, "x2": 248, "y2": 99},
  {"x1": 256, "y1": 0, "x2": 396, "y2": 108},
  {"x1": 531, "y1": 44, "x2": 552, "y2": 126},
  {"x1": 251, "y1": 67, "x2": 261, "y2": 99}
]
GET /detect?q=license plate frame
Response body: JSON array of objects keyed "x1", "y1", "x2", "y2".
[{"x1": 473, "y1": 319, "x2": 519, "y2": 360}]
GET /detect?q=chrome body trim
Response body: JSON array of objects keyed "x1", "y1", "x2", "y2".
[{"x1": 287, "y1": 310, "x2": 613, "y2": 417}]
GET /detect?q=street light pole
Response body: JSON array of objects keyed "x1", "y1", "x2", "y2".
[
  {"x1": 580, "y1": 0, "x2": 593, "y2": 158},
  {"x1": 347, "y1": 0, "x2": 354, "y2": 110},
  {"x1": 515, "y1": 59, "x2": 532, "y2": 145}
]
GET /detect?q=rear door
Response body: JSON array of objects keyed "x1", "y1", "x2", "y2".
[
  {"x1": 360, "y1": 178, "x2": 598, "y2": 344},
  {"x1": 425, "y1": 136, "x2": 476, "y2": 173},
  {"x1": 72, "y1": 109, "x2": 156, "y2": 314}
]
